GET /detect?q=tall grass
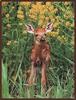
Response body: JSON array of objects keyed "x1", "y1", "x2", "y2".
[
  {"x1": 2, "y1": 63, "x2": 10, "y2": 98},
  {"x1": 2, "y1": 1, "x2": 74, "y2": 98}
]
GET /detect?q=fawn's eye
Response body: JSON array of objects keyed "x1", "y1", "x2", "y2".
[
  {"x1": 35, "y1": 34, "x2": 38, "y2": 37},
  {"x1": 44, "y1": 33, "x2": 47, "y2": 36}
]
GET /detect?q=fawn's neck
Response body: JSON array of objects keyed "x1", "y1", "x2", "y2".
[{"x1": 35, "y1": 40, "x2": 46, "y2": 45}]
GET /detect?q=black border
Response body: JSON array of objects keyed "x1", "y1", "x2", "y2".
[{"x1": 0, "y1": 0, "x2": 76, "y2": 100}]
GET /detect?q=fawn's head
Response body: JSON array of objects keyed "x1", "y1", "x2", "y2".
[{"x1": 26, "y1": 23, "x2": 53, "y2": 43}]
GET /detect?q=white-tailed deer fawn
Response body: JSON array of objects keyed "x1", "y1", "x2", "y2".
[{"x1": 26, "y1": 23, "x2": 53, "y2": 93}]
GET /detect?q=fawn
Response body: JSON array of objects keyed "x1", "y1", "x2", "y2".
[{"x1": 26, "y1": 23, "x2": 53, "y2": 93}]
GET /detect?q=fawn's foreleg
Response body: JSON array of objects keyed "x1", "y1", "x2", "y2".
[
  {"x1": 28, "y1": 62, "x2": 37, "y2": 85},
  {"x1": 41, "y1": 63, "x2": 47, "y2": 93}
]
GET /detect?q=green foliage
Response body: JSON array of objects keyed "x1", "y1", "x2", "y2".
[{"x1": 2, "y1": 1, "x2": 74, "y2": 98}]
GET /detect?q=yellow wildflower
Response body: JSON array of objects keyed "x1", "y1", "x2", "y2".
[
  {"x1": 47, "y1": 5, "x2": 54, "y2": 12},
  {"x1": 52, "y1": 19, "x2": 55, "y2": 23},
  {"x1": 45, "y1": 17, "x2": 49, "y2": 22},
  {"x1": 29, "y1": 14, "x2": 37, "y2": 21},
  {"x1": 42, "y1": 5, "x2": 46, "y2": 9},
  {"x1": 38, "y1": 20, "x2": 44, "y2": 26},
  {"x1": 39, "y1": 15, "x2": 45, "y2": 20},
  {"x1": 64, "y1": 2, "x2": 69, "y2": 5},
  {"x1": 12, "y1": 6, "x2": 15, "y2": 10},
  {"x1": 20, "y1": 2, "x2": 31, "y2": 6},
  {"x1": 53, "y1": 22, "x2": 59, "y2": 28},
  {"x1": 14, "y1": 41, "x2": 17, "y2": 44},
  {"x1": 65, "y1": 22, "x2": 71, "y2": 27},
  {"x1": 7, "y1": 41, "x2": 11, "y2": 46},
  {"x1": 71, "y1": 23, "x2": 74, "y2": 27},
  {"x1": 17, "y1": 14, "x2": 24, "y2": 20},
  {"x1": 57, "y1": 36, "x2": 61, "y2": 41},
  {"x1": 6, "y1": 14, "x2": 9, "y2": 18},
  {"x1": 17, "y1": 10, "x2": 24, "y2": 15},
  {"x1": 46, "y1": 2, "x2": 51, "y2": 6},
  {"x1": 36, "y1": 2, "x2": 42, "y2": 5},
  {"x1": 18, "y1": 6, "x2": 22, "y2": 10},
  {"x1": 57, "y1": 35, "x2": 67, "y2": 44},
  {"x1": 57, "y1": 29, "x2": 60, "y2": 33},
  {"x1": 7, "y1": 24, "x2": 11, "y2": 28},
  {"x1": 32, "y1": 4, "x2": 37, "y2": 9},
  {"x1": 47, "y1": 32, "x2": 59, "y2": 37},
  {"x1": 55, "y1": 8, "x2": 58, "y2": 12}
]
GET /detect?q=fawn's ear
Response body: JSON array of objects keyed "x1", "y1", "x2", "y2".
[
  {"x1": 25, "y1": 24, "x2": 34, "y2": 34},
  {"x1": 46, "y1": 22, "x2": 53, "y2": 33}
]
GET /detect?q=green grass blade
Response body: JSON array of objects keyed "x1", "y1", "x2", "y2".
[{"x1": 2, "y1": 63, "x2": 10, "y2": 98}]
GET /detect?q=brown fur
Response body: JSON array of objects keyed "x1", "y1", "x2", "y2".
[{"x1": 26, "y1": 25, "x2": 52, "y2": 93}]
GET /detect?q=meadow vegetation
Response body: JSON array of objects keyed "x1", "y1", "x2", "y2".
[{"x1": 2, "y1": 1, "x2": 74, "y2": 98}]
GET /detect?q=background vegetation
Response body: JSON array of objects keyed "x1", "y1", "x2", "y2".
[{"x1": 2, "y1": 1, "x2": 74, "y2": 98}]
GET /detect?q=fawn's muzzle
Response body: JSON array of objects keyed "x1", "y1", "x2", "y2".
[{"x1": 40, "y1": 37, "x2": 45, "y2": 42}]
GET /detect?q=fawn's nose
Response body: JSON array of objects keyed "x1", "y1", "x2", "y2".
[{"x1": 40, "y1": 37, "x2": 45, "y2": 42}]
